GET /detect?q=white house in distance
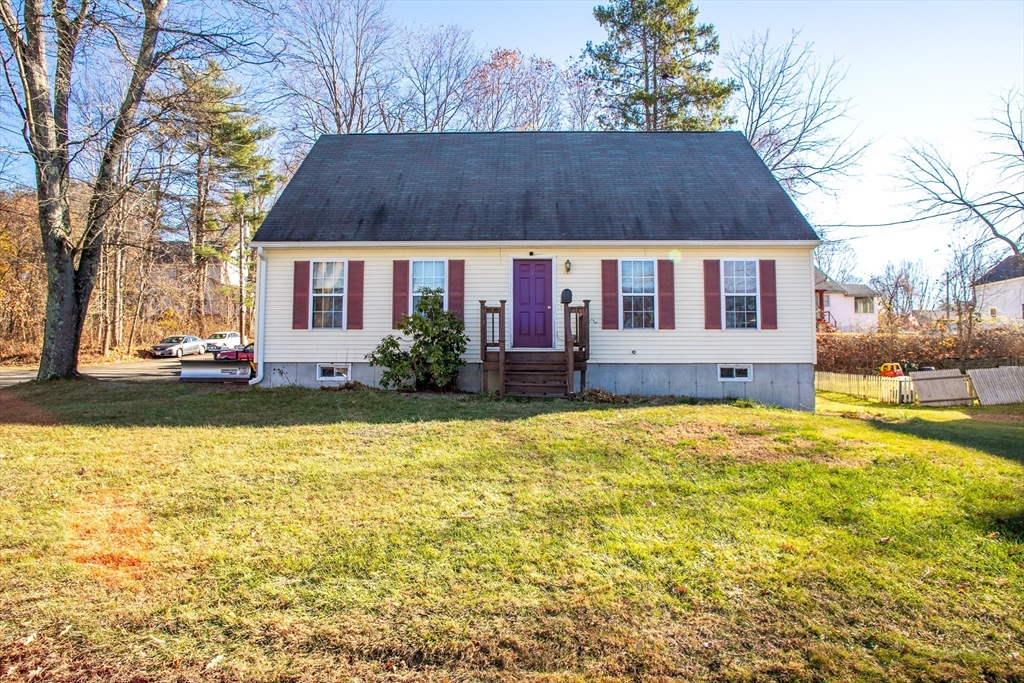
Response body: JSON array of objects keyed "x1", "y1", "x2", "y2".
[
  {"x1": 814, "y1": 268, "x2": 879, "y2": 331},
  {"x1": 248, "y1": 132, "x2": 821, "y2": 409},
  {"x1": 974, "y1": 254, "x2": 1024, "y2": 322}
]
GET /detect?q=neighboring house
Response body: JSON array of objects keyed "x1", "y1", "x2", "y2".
[
  {"x1": 249, "y1": 132, "x2": 821, "y2": 409},
  {"x1": 814, "y1": 268, "x2": 878, "y2": 331},
  {"x1": 974, "y1": 254, "x2": 1024, "y2": 322},
  {"x1": 151, "y1": 241, "x2": 241, "y2": 318}
]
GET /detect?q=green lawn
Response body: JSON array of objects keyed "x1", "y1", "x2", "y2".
[{"x1": 1, "y1": 382, "x2": 1021, "y2": 682}]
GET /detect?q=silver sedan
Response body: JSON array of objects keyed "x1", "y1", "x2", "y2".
[{"x1": 151, "y1": 335, "x2": 206, "y2": 358}]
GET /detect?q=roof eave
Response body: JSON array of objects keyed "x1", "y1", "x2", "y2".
[{"x1": 251, "y1": 239, "x2": 822, "y2": 249}]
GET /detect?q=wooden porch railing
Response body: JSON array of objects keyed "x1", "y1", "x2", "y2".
[
  {"x1": 479, "y1": 300, "x2": 506, "y2": 397},
  {"x1": 816, "y1": 308, "x2": 839, "y2": 331},
  {"x1": 480, "y1": 299, "x2": 589, "y2": 397},
  {"x1": 564, "y1": 300, "x2": 590, "y2": 393}
]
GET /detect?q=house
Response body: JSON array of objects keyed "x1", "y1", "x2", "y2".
[
  {"x1": 248, "y1": 132, "x2": 821, "y2": 409},
  {"x1": 814, "y1": 268, "x2": 878, "y2": 331},
  {"x1": 151, "y1": 240, "x2": 241, "y2": 319},
  {"x1": 974, "y1": 254, "x2": 1024, "y2": 322}
]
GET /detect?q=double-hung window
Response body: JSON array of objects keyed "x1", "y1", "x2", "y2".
[
  {"x1": 723, "y1": 260, "x2": 758, "y2": 329},
  {"x1": 620, "y1": 260, "x2": 655, "y2": 329},
  {"x1": 411, "y1": 260, "x2": 447, "y2": 312},
  {"x1": 855, "y1": 297, "x2": 874, "y2": 314},
  {"x1": 311, "y1": 261, "x2": 345, "y2": 328}
]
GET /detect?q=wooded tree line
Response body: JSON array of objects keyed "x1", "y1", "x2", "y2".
[{"x1": 0, "y1": 0, "x2": 1018, "y2": 374}]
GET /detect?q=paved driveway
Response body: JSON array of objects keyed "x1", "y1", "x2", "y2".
[{"x1": 0, "y1": 359, "x2": 181, "y2": 388}]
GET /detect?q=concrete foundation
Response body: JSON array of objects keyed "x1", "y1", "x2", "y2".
[
  {"x1": 259, "y1": 362, "x2": 814, "y2": 410},
  {"x1": 582, "y1": 363, "x2": 814, "y2": 410}
]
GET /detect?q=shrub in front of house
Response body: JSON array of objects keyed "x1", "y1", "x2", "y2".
[{"x1": 367, "y1": 288, "x2": 469, "y2": 392}]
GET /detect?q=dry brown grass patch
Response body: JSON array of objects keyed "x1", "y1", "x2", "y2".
[
  {"x1": 646, "y1": 422, "x2": 864, "y2": 466},
  {"x1": 966, "y1": 410, "x2": 1024, "y2": 424},
  {"x1": 67, "y1": 490, "x2": 152, "y2": 583}
]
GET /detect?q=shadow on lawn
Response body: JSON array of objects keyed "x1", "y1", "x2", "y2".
[
  {"x1": 0, "y1": 379, "x2": 714, "y2": 429},
  {"x1": 992, "y1": 510, "x2": 1024, "y2": 542},
  {"x1": 861, "y1": 414, "x2": 1024, "y2": 465}
]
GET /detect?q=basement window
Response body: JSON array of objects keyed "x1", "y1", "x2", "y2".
[
  {"x1": 718, "y1": 364, "x2": 753, "y2": 382},
  {"x1": 317, "y1": 363, "x2": 351, "y2": 381}
]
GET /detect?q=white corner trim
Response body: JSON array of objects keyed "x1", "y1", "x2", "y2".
[{"x1": 249, "y1": 247, "x2": 267, "y2": 385}]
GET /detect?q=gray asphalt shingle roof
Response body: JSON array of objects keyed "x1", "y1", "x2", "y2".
[
  {"x1": 252, "y1": 131, "x2": 820, "y2": 244},
  {"x1": 814, "y1": 268, "x2": 878, "y2": 297},
  {"x1": 976, "y1": 254, "x2": 1024, "y2": 285}
]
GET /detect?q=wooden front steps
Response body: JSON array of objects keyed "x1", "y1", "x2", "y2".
[
  {"x1": 504, "y1": 351, "x2": 570, "y2": 397},
  {"x1": 479, "y1": 299, "x2": 591, "y2": 399}
]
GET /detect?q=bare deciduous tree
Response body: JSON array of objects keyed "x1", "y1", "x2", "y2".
[
  {"x1": 870, "y1": 260, "x2": 932, "y2": 330},
  {"x1": 399, "y1": 24, "x2": 477, "y2": 132},
  {"x1": 465, "y1": 48, "x2": 563, "y2": 132},
  {"x1": 516, "y1": 56, "x2": 562, "y2": 131},
  {"x1": 902, "y1": 89, "x2": 1023, "y2": 263},
  {"x1": 0, "y1": 0, "x2": 270, "y2": 378},
  {"x1": 813, "y1": 226, "x2": 859, "y2": 283},
  {"x1": 277, "y1": 0, "x2": 395, "y2": 144},
  {"x1": 940, "y1": 236, "x2": 996, "y2": 356},
  {"x1": 564, "y1": 58, "x2": 602, "y2": 131},
  {"x1": 726, "y1": 30, "x2": 868, "y2": 196}
]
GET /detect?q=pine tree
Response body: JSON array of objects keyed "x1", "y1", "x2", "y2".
[
  {"x1": 585, "y1": 0, "x2": 735, "y2": 131},
  {"x1": 161, "y1": 62, "x2": 275, "y2": 331}
]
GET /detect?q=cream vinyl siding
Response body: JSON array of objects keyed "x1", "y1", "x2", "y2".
[{"x1": 260, "y1": 245, "x2": 817, "y2": 365}]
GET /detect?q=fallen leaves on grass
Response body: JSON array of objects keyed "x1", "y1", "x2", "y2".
[{"x1": 575, "y1": 388, "x2": 628, "y2": 404}]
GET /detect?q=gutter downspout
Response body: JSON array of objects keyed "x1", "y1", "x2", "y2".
[{"x1": 249, "y1": 247, "x2": 267, "y2": 385}]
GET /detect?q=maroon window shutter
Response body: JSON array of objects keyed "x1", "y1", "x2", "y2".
[
  {"x1": 657, "y1": 259, "x2": 675, "y2": 330},
  {"x1": 760, "y1": 259, "x2": 777, "y2": 329},
  {"x1": 448, "y1": 260, "x2": 465, "y2": 319},
  {"x1": 601, "y1": 259, "x2": 619, "y2": 329},
  {"x1": 703, "y1": 260, "x2": 722, "y2": 330},
  {"x1": 392, "y1": 260, "x2": 409, "y2": 328},
  {"x1": 347, "y1": 260, "x2": 364, "y2": 330},
  {"x1": 292, "y1": 261, "x2": 310, "y2": 329}
]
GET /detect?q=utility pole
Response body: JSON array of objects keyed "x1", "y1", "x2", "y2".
[
  {"x1": 945, "y1": 272, "x2": 950, "y2": 319},
  {"x1": 239, "y1": 215, "x2": 247, "y2": 343}
]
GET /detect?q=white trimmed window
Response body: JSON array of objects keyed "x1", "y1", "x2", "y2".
[
  {"x1": 855, "y1": 297, "x2": 874, "y2": 314},
  {"x1": 718, "y1": 364, "x2": 753, "y2": 381},
  {"x1": 620, "y1": 259, "x2": 656, "y2": 329},
  {"x1": 411, "y1": 260, "x2": 447, "y2": 312},
  {"x1": 312, "y1": 261, "x2": 345, "y2": 329},
  {"x1": 317, "y1": 363, "x2": 351, "y2": 381},
  {"x1": 723, "y1": 260, "x2": 758, "y2": 329}
]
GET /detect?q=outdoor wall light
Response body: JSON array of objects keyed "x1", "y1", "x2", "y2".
[{"x1": 564, "y1": 259, "x2": 572, "y2": 273}]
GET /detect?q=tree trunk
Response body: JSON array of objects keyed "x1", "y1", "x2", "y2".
[
  {"x1": 100, "y1": 243, "x2": 111, "y2": 355},
  {"x1": 37, "y1": 246, "x2": 84, "y2": 378},
  {"x1": 116, "y1": 247, "x2": 124, "y2": 347},
  {"x1": 35, "y1": 163, "x2": 82, "y2": 379}
]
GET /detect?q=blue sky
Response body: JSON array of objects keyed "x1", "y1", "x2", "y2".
[{"x1": 393, "y1": 0, "x2": 1024, "y2": 281}]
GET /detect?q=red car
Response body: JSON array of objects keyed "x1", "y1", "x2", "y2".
[{"x1": 215, "y1": 344, "x2": 254, "y2": 362}]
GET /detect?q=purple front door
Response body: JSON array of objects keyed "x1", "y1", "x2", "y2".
[{"x1": 513, "y1": 259, "x2": 553, "y2": 348}]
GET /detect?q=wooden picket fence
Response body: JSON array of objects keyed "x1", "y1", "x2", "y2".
[{"x1": 815, "y1": 371, "x2": 917, "y2": 404}]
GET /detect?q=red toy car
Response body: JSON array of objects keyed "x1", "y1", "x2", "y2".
[
  {"x1": 215, "y1": 344, "x2": 254, "y2": 362},
  {"x1": 879, "y1": 363, "x2": 904, "y2": 377}
]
